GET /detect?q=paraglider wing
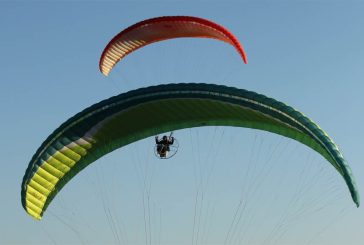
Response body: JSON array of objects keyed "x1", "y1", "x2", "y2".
[
  {"x1": 99, "y1": 16, "x2": 248, "y2": 76},
  {"x1": 21, "y1": 83, "x2": 359, "y2": 220}
]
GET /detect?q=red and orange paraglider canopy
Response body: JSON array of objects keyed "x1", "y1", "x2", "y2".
[{"x1": 99, "y1": 16, "x2": 248, "y2": 76}]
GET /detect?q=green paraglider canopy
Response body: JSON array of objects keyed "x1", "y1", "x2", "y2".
[{"x1": 21, "y1": 83, "x2": 359, "y2": 220}]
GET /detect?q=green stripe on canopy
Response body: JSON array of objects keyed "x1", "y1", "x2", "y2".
[{"x1": 21, "y1": 83, "x2": 359, "y2": 220}]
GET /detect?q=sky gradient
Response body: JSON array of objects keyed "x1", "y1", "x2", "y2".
[{"x1": 1, "y1": 1, "x2": 364, "y2": 244}]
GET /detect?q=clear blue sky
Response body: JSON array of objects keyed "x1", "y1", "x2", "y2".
[{"x1": 1, "y1": 1, "x2": 364, "y2": 244}]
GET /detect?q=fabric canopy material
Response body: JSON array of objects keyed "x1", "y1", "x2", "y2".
[
  {"x1": 99, "y1": 16, "x2": 247, "y2": 76},
  {"x1": 21, "y1": 83, "x2": 359, "y2": 220}
]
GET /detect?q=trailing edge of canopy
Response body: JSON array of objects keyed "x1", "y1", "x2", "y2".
[{"x1": 21, "y1": 83, "x2": 359, "y2": 220}]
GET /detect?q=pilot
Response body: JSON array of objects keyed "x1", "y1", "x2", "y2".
[{"x1": 155, "y1": 135, "x2": 174, "y2": 158}]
